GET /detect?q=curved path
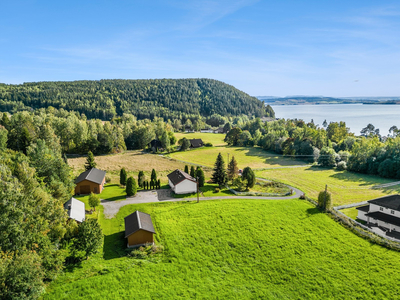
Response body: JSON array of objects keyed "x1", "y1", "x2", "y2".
[{"x1": 101, "y1": 182, "x2": 303, "y2": 219}]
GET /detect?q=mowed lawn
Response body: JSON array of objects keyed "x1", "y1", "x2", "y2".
[
  {"x1": 174, "y1": 132, "x2": 226, "y2": 146},
  {"x1": 167, "y1": 146, "x2": 308, "y2": 169},
  {"x1": 256, "y1": 166, "x2": 400, "y2": 205},
  {"x1": 44, "y1": 199, "x2": 400, "y2": 299}
]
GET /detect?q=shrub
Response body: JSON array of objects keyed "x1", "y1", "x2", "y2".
[
  {"x1": 204, "y1": 142, "x2": 213, "y2": 147},
  {"x1": 88, "y1": 192, "x2": 100, "y2": 211},
  {"x1": 126, "y1": 177, "x2": 137, "y2": 196},
  {"x1": 120, "y1": 168, "x2": 127, "y2": 186},
  {"x1": 105, "y1": 176, "x2": 111, "y2": 183},
  {"x1": 318, "y1": 190, "x2": 332, "y2": 211},
  {"x1": 337, "y1": 161, "x2": 347, "y2": 171},
  {"x1": 242, "y1": 167, "x2": 255, "y2": 188},
  {"x1": 214, "y1": 188, "x2": 220, "y2": 193},
  {"x1": 74, "y1": 219, "x2": 103, "y2": 259}
]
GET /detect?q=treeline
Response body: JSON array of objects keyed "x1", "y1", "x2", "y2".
[
  {"x1": 0, "y1": 108, "x2": 263, "y2": 155},
  {"x1": 0, "y1": 79, "x2": 274, "y2": 120},
  {"x1": 224, "y1": 118, "x2": 400, "y2": 180}
]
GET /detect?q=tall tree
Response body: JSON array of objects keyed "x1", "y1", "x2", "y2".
[
  {"x1": 211, "y1": 153, "x2": 227, "y2": 187},
  {"x1": 138, "y1": 171, "x2": 145, "y2": 188},
  {"x1": 160, "y1": 131, "x2": 170, "y2": 152},
  {"x1": 179, "y1": 138, "x2": 191, "y2": 151},
  {"x1": 227, "y1": 156, "x2": 239, "y2": 183},
  {"x1": 184, "y1": 165, "x2": 189, "y2": 174},
  {"x1": 74, "y1": 219, "x2": 103, "y2": 259},
  {"x1": 84, "y1": 151, "x2": 96, "y2": 170},
  {"x1": 242, "y1": 167, "x2": 256, "y2": 189},
  {"x1": 120, "y1": 168, "x2": 127, "y2": 186},
  {"x1": 190, "y1": 166, "x2": 195, "y2": 177},
  {"x1": 196, "y1": 167, "x2": 205, "y2": 187},
  {"x1": 151, "y1": 169, "x2": 157, "y2": 184}
]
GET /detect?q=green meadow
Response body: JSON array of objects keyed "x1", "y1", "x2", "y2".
[
  {"x1": 44, "y1": 199, "x2": 400, "y2": 299},
  {"x1": 256, "y1": 166, "x2": 400, "y2": 206}
]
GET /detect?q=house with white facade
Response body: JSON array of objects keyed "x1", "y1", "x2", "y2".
[
  {"x1": 64, "y1": 197, "x2": 86, "y2": 223},
  {"x1": 167, "y1": 169, "x2": 197, "y2": 194},
  {"x1": 357, "y1": 195, "x2": 400, "y2": 237}
]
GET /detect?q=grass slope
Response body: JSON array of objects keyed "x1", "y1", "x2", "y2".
[
  {"x1": 256, "y1": 166, "x2": 400, "y2": 205},
  {"x1": 44, "y1": 199, "x2": 400, "y2": 299},
  {"x1": 174, "y1": 132, "x2": 227, "y2": 146}
]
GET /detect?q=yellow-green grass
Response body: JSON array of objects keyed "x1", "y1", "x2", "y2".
[
  {"x1": 340, "y1": 207, "x2": 360, "y2": 220},
  {"x1": 174, "y1": 132, "x2": 226, "y2": 146},
  {"x1": 167, "y1": 146, "x2": 308, "y2": 169},
  {"x1": 68, "y1": 151, "x2": 212, "y2": 185},
  {"x1": 44, "y1": 199, "x2": 400, "y2": 299},
  {"x1": 256, "y1": 166, "x2": 400, "y2": 206}
]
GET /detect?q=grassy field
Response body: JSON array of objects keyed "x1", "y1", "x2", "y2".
[
  {"x1": 167, "y1": 146, "x2": 308, "y2": 169},
  {"x1": 256, "y1": 166, "x2": 400, "y2": 205},
  {"x1": 68, "y1": 150, "x2": 212, "y2": 184},
  {"x1": 44, "y1": 199, "x2": 400, "y2": 299},
  {"x1": 174, "y1": 132, "x2": 226, "y2": 146}
]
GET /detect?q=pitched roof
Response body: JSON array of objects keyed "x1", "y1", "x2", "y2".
[
  {"x1": 75, "y1": 168, "x2": 106, "y2": 185},
  {"x1": 190, "y1": 139, "x2": 203, "y2": 148},
  {"x1": 64, "y1": 197, "x2": 85, "y2": 223},
  {"x1": 125, "y1": 211, "x2": 155, "y2": 238},
  {"x1": 365, "y1": 211, "x2": 400, "y2": 227},
  {"x1": 167, "y1": 169, "x2": 196, "y2": 186},
  {"x1": 356, "y1": 205, "x2": 369, "y2": 212},
  {"x1": 368, "y1": 195, "x2": 400, "y2": 211}
]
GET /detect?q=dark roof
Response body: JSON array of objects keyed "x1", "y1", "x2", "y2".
[
  {"x1": 356, "y1": 205, "x2": 369, "y2": 212},
  {"x1": 124, "y1": 211, "x2": 155, "y2": 238},
  {"x1": 149, "y1": 139, "x2": 162, "y2": 148},
  {"x1": 368, "y1": 195, "x2": 400, "y2": 212},
  {"x1": 190, "y1": 139, "x2": 203, "y2": 148},
  {"x1": 75, "y1": 168, "x2": 106, "y2": 184},
  {"x1": 365, "y1": 211, "x2": 400, "y2": 227},
  {"x1": 167, "y1": 169, "x2": 196, "y2": 186}
]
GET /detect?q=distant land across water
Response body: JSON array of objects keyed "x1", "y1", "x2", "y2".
[
  {"x1": 257, "y1": 96, "x2": 400, "y2": 105},
  {"x1": 270, "y1": 104, "x2": 400, "y2": 136}
]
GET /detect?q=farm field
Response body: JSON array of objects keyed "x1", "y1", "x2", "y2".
[
  {"x1": 174, "y1": 132, "x2": 227, "y2": 146},
  {"x1": 167, "y1": 146, "x2": 307, "y2": 169},
  {"x1": 256, "y1": 166, "x2": 400, "y2": 205},
  {"x1": 68, "y1": 150, "x2": 212, "y2": 184},
  {"x1": 44, "y1": 199, "x2": 400, "y2": 299}
]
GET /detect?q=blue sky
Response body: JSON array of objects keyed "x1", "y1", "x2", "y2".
[{"x1": 1, "y1": 0, "x2": 400, "y2": 97}]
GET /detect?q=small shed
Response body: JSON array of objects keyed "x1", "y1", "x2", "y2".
[
  {"x1": 64, "y1": 197, "x2": 85, "y2": 223},
  {"x1": 125, "y1": 211, "x2": 156, "y2": 247},
  {"x1": 148, "y1": 139, "x2": 162, "y2": 152},
  {"x1": 167, "y1": 169, "x2": 197, "y2": 194},
  {"x1": 75, "y1": 168, "x2": 106, "y2": 195},
  {"x1": 189, "y1": 138, "x2": 204, "y2": 148}
]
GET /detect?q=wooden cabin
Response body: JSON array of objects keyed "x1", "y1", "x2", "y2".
[
  {"x1": 75, "y1": 168, "x2": 106, "y2": 195},
  {"x1": 125, "y1": 211, "x2": 156, "y2": 247}
]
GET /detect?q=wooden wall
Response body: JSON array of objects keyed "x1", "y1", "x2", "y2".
[
  {"x1": 75, "y1": 180, "x2": 102, "y2": 195},
  {"x1": 127, "y1": 230, "x2": 154, "y2": 247}
]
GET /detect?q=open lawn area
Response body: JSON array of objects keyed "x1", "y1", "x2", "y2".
[
  {"x1": 167, "y1": 146, "x2": 308, "y2": 169},
  {"x1": 256, "y1": 166, "x2": 400, "y2": 206},
  {"x1": 44, "y1": 199, "x2": 400, "y2": 299},
  {"x1": 174, "y1": 132, "x2": 226, "y2": 146}
]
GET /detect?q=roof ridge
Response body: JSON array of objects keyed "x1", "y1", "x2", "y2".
[{"x1": 136, "y1": 210, "x2": 142, "y2": 229}]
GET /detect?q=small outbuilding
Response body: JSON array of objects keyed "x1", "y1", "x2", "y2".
[
  {"x1": 167, "y1": 169, "x2": 197, "y2": 194},
  {"x1": 64, "y1": 197, "x2": 86, "y2": 223},
  {"x1": 125, "y1": 210, "x2": 155, "y2": 248},
  {"x1": 75, "y1": 167, "x2": 106, "y2": 195},
  {"x1": 148, "y1": 139, "x2": 163, "y2": 152},
  {"x1": 189, "y1": 138, "x2": 204, "y2": 148}
]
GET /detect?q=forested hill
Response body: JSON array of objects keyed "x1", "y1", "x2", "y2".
[{"x1": 0, "y1": 79, "x2": 274, "y2": 120}]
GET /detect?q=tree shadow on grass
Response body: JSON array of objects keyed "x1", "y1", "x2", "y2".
[
  {"x1": 101, "y1": 195, "x2": 126, "y2": 202},
  {"x1": 233, "y1": 147, "x2": 308, "y2": 166},
  {"x1": 103, "y1": 231, "x2": 127, "y2": 260},
  {"x1": 306, "y1": 207, "x2": 320, "y2": 216}
]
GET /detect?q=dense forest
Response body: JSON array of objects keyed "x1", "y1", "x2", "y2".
[{"x1": 0, "y1": 79, "x2": 275, "y2": 120}]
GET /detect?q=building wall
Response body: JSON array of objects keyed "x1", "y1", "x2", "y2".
[
  {"x1": 357, "y1": 210, "x2": 367, "y2": 222},
  {"x1": 175, "y1": 179, "x2": 197, "y2": 194},
  {"x1": 370, "y1": 203, "x2": 400, "y2": 218},
  {"x1": 127, "y1": 230, "x2": 154, "y2": 247},
  {"x1": 75, "y1": 179, "x2": 102, "y2": 195},
  {"x1": 168, "y1": 179, "x2": 176, "y2": 193},
  {"x1": 367, "y1": 217, "x2": 400, "y2": 232}
]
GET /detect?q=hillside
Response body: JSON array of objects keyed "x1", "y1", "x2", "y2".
[{"x1": 0, "y1": 79, "x2": 274, "y2": 120}]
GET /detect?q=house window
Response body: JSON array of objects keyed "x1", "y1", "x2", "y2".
[
  {"x1": 380, "y1": 207, "x2": 383, "y2": 211},
  {"x1": 391, "y1": 210, "x2": 395, "y2": 214}
]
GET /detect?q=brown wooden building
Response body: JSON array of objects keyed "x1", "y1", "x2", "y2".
[
  {"x1": 125, "y1": 211, "x2": 156, "y2": 248},
  {"x1": 75, "y1": 168, "x2": 106, "y2": 195}
]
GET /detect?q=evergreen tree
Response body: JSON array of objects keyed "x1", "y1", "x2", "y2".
[
  {"x1": 184, "y1": 165, "x2": 189, "y2": 174},
  {"x1": 126, "y1": 176, "x2": 137, "y2": 196},
  {"x1": 160, "y1": 130, "x2": 170, "y2": 152},
  {"x1": 196, "y1": 167, "x2": 205, "y2": 187},
  {"x1": 84, "y1": 151, "x2": 96, "y2": 170},
  {"x1": 318, "y1": 190, "x2": 332, "y2": 211},
  {"x1": 151, "y1": 169, "x2": 157, "y2": 183},
  {"x1": 157, "y1": 179, "x2": 161, "y2": 189},
  {"x1": 190, "y1": 166, "x2": 195, "y2": 177},
  {"x1": 120, "y1": 168, "x2": 127, "y2": 186},
  {"x1": 227, "y1": 156, "x2": 238, "y2": 183},
  {"x1": 242, "y1": 166, "x2": 255, "y2": 189},
  {"x1": 138, "y1": 171, "x2": 145, "y2": 188},
  {"x1": 211, "y1": 153, "x2": 227, "y2": 187}
]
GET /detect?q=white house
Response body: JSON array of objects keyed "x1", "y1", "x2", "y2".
[
  {"x1": 64, "y1": 197, "x2": 86, "y2": 223},
  {"x1": 167, "y1": 169, "x2": 197, "y2": 194},
  {"x1": 357, "y1": 195, "x2": 400, "y2": 236}
]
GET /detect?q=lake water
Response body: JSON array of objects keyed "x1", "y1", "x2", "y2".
[{"x1": 271, "y1": 104, "x2": 400, "y2": 136}]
